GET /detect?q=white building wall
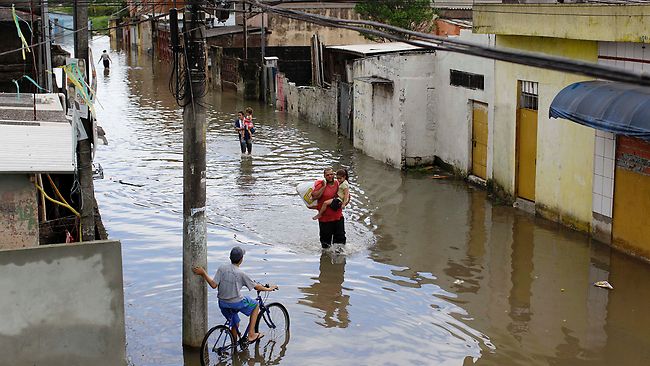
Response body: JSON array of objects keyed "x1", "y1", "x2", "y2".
[
  {"x1": 352, "y1": 52, "x2": 436, "y2": 168},
  {"x1": 432, "y1": 31, "x2": 496, "y2": 175},
  {"x1": 353, "y1": 80, "x2": 403, "y2": 166}
]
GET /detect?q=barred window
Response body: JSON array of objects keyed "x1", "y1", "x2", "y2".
[
  {"x1": 519, "y1": 81, "x2": 538, "y2": 110},
  {"x1": 450, "y1": 70, "x2": 484, "y2": 90}
]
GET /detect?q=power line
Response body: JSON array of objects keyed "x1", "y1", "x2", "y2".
[{"x1": 247, "y1": 0, "x2": 650, "y2": 86}]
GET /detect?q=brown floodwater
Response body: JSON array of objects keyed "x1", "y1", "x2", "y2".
[{"x1": 89, "y1": 36, "x2": 650, "y2": 366}]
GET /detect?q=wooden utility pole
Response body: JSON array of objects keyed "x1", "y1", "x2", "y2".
[
  {"x1": 182, "y1": 0, "x2": 208, "y2": 348},
  {"x1": 243, "y1": 1, "x2": 248, "y2": 59},
  {"x1": 41, "y1": 0, "x2": 53, "y2": 91},
  {"x1": 151, "y1": 1, "x2": 156, "y2": 59},
  {"x1": 73, "y1": 0, "x2": 96, "y2": 241},
  {"x1": 261, "y1": 9, "x2": 266, "y2": 103}
]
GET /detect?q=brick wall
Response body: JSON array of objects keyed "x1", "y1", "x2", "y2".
[{"x1": 616, "y1": 136, "x2": 650, "y2": 175}]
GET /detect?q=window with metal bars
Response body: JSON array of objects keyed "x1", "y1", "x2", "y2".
[
  {"x1": 519, "y1": 81, "x2": 538, "y2": 110},
  {"x1": 450, "y1": 70, "x2": 484, "y2": 90}
]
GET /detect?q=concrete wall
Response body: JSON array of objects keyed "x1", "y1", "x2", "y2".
[
  {"x1": 0, "y1": 174, "x2": 38, "y2": 249},
  {"x1": 279, "y1": 73, "x2": 338, "y2": 133},
  {"x1": 474, "y1": 4, "x2": 650, "y2": 43},
  {"x1": 267, "y1": 4, "x2": 373, "y2": 47},
  {"x1": 0, "y1": 240, "x2": 126, "y2": 366},
  {"x1": 138, "y1": 20, "x2": 153, "y2": 52},
  {"x1": 492, "y1": 36, "x2": 597, "y2": 230},
  {"x1": 433, "y1": 31, "x2": 495, "y2": 175},
  {"x1": 353, "y1": 52, "x2": 436, "y2": 168},
  {"x1": 353, "y1": 79, "x2": 403, "y2": 167}
]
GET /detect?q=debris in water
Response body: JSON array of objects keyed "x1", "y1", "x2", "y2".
[
  {"x1": 593, "y1": 280, "x2": 613, "y2": 290},
  {"x1": 118, "y1": 180, "x2": 144, "y2": 187}
]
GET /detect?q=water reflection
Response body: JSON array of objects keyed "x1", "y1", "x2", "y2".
[
  {"x1": 507, "y1": 214, "x2": 534, "y2": 341},
  {"x1": 240, "y1": 334, "x2": 291, "y2": 365},
  {"x1": 298, "y1": 251, "x2": 350, "y2": 328},
  {"x1": 237, "y1": 158, "x2": 256, "y2": 188}
]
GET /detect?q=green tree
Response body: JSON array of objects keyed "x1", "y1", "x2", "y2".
[{"x1": 355, "y1": 0, "x2": 437, "y2": 41}]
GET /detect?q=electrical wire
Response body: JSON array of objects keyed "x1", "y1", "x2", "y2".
[
  {"x1": 246, "y1": 0, "x2": 650, "y2": 86},
  {"x1": 34, "y1": 181, "x2": 82, "y2": 241}
]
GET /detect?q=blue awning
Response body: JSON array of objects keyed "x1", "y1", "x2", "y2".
[{"x1": 549, "y1": 81, "x2": 650, "y2": 139}]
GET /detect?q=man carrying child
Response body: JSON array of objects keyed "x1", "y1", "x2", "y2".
[{"x1": 311, "y1": 167, "x2": 347, "y2": 248}]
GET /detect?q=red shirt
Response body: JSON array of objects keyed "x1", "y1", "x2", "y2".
[{"x1": 315, "y1": 180, "x2": 342, "y2": 222}]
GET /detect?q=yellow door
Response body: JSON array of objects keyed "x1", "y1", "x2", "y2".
[
  {"x1": 612, "y1": 167, "x2": 650, "y2": 258},
  {"x1": 472, "y1": 102, "x2": 488, "y2": 180},
  {"x1": 516, "y1": 108, "x2": 538, "y2": 201}
]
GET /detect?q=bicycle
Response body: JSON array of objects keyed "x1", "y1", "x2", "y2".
[{"x1": 200, "y1": 286, "x2": 290, "y2": 366}]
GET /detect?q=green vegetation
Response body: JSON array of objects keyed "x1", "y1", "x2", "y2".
[
  {"x1": 91, "y1": 15, "x2": 111, "y2": 32},
  {"x1": 355, "y1": 0, "x2": 437, "y2": 41},
  {"x1": 51, "y1": 2, "x2": 124, "y2": 34}
]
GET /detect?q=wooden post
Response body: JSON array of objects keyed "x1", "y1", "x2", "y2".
[
  {"x1": 261, "y1": 10, "x2": 266, "y2": 103},
  {"x1": 74, "y1": 0, "x2": 96, "y2": 241},
  {"x1": 182, "y1": 0, "x2": 208, "y2": 348},
  {"x1": 243, "y1": 1, "x2": 248, "y2": 59}
]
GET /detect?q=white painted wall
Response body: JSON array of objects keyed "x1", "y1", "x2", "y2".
[
  {"x1": 354, "y1": 79, "x2": 404, "y2": 167},
  {"x1": 432, "y1": 31, "x2": 496, "y2": 176},
  {"x1": 352, "y1": 52, "x2": 436, "y2": 168}
]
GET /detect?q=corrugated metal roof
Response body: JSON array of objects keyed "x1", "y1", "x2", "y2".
[
  {"x1": 440, "y1": 18, "x2": 473, "y2": 28},
  {"x1": 434, "y1": 0, "x2": 501, "y2": 9},
  {"x1": 326, "y1": 42, "x2": 423, "y2": 56},
  {"x1": 0, "y1": 93, "x2": 74, "y2": 173}
]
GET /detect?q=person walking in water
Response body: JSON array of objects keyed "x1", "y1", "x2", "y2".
[
  {"x1": 313, "y1": 168, "x2": 349, "y2": 220},
  {"x1": 311, "y1": 167, "x2": 346, "y2": 248},
  {"x1": 234, "y1": 111, "x2": 247, "y2": 154},
  {"x1": 240, "y1": 107, "x2": 255, "y2": 155},
  {"x1": 98, "y1": 50, "x2": 112, "y2": 69}
]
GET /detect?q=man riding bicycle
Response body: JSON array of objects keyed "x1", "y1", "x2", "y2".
[{"x1": 193, "y1": 246, "x2": 278, "y2": 342}]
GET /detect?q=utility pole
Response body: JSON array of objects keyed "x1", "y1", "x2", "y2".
[
  {"x1": 261, "y1": 9, "x2": 266, "y2": 103},
  {"x1": 151, "y1": 0, "x2": 156, "y2": 60},
  {"x1": 243, "y1": 1, "x2": 248, "y2": 59},
  {"x1": 73, "y1": 0, "x2": 96, "y2": 241},
  {"x1": 182, "y1": 0, "x2": 208, "y2": 348},
  {"x1": 41, "y1": 0, "x2": 53, "y2": 91}
]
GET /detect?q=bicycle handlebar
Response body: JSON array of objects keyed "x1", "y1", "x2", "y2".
[{"x1": 257, "y1": 284, "x2": 278, "y2": 294}]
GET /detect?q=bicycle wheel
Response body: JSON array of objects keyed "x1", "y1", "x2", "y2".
[
  {"x1": 254, "y1": 302, "x2": 290, "y2": 344},
  {"x1": 200, "y1": 325, "x2": 235, "y2": 366}
]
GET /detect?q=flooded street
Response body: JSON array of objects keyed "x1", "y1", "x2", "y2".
[{"x1": 90, "y1": 37, "x2": 650, "y2": 366}]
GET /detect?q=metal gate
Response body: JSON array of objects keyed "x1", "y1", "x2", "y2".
[
  {"x1": 221, "y1": 56, "x2": 238, "y2": 88},
  {"x1": 338, "y1": 82, "x2": 353, "y2": 139}
]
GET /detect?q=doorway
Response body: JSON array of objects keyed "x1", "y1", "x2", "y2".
[
  {"x1": 471, "y1": 101, "x2": 488, "y2": 180},
  {"x1": 516, "y1": 81, "x2": 538, "y2": 202}
]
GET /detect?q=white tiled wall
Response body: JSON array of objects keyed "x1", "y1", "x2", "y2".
[
  {"x1": 598, "y1": 42, "x2": 650, "y2": 72},
  {"x1": 593, "y1": 130, "x2": 615, "y2": 217},
  {"x1": 594, "y1": 41, "x2": 646, "y2": 218}
]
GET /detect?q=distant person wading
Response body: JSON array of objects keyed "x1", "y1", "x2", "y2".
[
  {"x1": 234, "y1": 107, "x2": 255, "y2": 155},
  {"x1": 98, "y1": 50, "x2": 112, "y2": 69}
]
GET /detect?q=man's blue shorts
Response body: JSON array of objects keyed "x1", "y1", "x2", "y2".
[{"x1": 218, "y1": 296, "x2": 258, "y2": 327}]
